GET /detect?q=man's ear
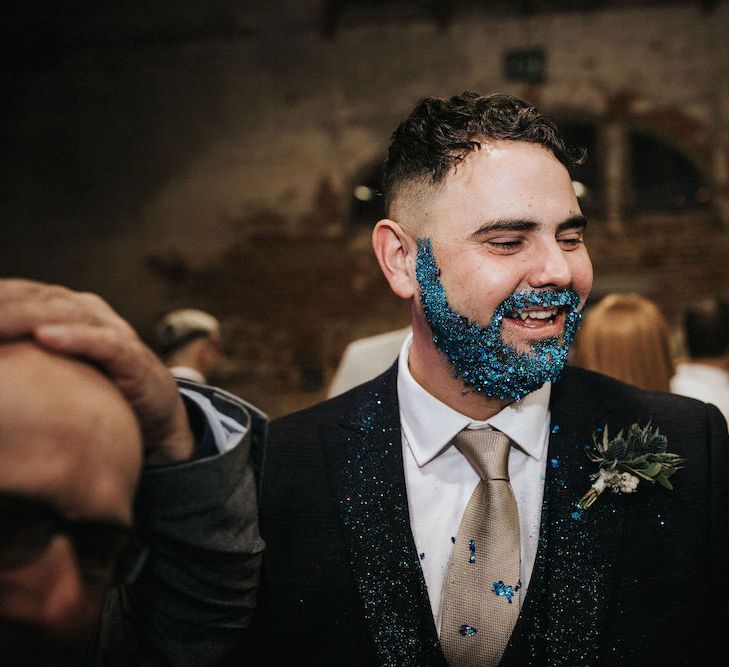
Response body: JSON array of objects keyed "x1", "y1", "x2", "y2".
[{"x1": 372, "y1": 219, "x2": 417, "y2": 299}]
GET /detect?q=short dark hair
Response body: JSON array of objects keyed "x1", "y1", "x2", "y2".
[
  {"x1": 683, "y1": 298, "x2": 729, "y2": 359},
  {"x1": 382, "y1": 91, "x2": 583, "y2": 213}
]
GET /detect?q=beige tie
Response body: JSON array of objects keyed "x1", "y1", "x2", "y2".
[{"x1": 440, "y1": 428, "x2": 521, "y2": 666}]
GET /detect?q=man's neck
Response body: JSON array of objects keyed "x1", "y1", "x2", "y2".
[{"x1": 408, "y1": 329, "x2": 512, "y2": 421}]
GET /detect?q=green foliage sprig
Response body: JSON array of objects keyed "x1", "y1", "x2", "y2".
[{"x1": 578, "y1": 422, "x2": 685, "y2": 510}]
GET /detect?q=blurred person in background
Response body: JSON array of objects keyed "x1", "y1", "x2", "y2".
[
  {"x1": 327, "y1": 326, "x2": 411, "y2": 398},
  {"x1": 155, "y1": 308, "x2": 222, "y2": 384},
  {"x1": 570, "y1": 292, "x2": 674, "y2": 391},
  {"x1": 671, "y1": 297, "x2": 729, "y2": 428}
]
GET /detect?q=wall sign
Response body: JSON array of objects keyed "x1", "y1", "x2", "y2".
[{"x1": 504, "y1": 49, "x2": 546, "y2": 83}]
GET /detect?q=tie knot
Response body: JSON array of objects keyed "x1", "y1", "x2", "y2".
[{"x1": 453, "y1": 428, "x2": 511, "y2": 481}]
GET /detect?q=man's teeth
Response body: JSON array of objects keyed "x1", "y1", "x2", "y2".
[{"x1": 510, "y1": 308, "x2": 558, "y2": 321}]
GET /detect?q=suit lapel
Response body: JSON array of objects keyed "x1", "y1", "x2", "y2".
[
  {"x1": 505, "y1": 367, "x2": 629, "y2": 664},
  {"x1": 326, "y1": 365, "x2": 445, "y2": 666}
]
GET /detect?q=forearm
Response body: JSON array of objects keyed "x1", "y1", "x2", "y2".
[{"x1": 94, "y1": 387, "x2": 266, "y2": 665}]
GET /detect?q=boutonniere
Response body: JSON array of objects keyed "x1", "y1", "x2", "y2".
[{"x1": 578, "y1": 422, "x2": 685, "y2": 510}]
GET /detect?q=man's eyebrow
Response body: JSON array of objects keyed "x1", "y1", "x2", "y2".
[
  {"x1": 470, "y1": 215, "x2": 588, "y2": 239},
  {"x1": 557, "y1": 215, "x2": 588, "y2": 231},
  {"x1": 471, "y1": 219, "x2": 538, "y2": 238}
]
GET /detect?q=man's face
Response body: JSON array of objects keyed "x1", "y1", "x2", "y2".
[
  {"x1": 410, "y1": 140, "x2": 593, "y2": 396},
  {"x1": 0, "y1": 343, "x2": 142, "y2": 664}
]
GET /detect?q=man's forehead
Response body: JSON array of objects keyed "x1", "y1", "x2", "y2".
[
  {"x1": 0, "y1": 342, "x2": 142, "y2": 524},
  {"x1": 0, "y1": 428, "x2": 137, "y2": 523},
  {"x1": 446, "y1": 139, "x2": 564, "y2": 181},
  {"x1": 419, "y1": 158, "x2": 575, "y2": 233},
  {"x1": 393, "y1": 139, "x2": 564, "y2": 202}
]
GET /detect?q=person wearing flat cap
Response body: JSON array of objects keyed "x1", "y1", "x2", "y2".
[{"x1": 155, "y1": 309, "x2": 222, "y2": 384}]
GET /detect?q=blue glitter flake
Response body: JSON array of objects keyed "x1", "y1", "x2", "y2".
[
  {"x1": 551, "y1": 457, "x2": 560, "y2": 469},
  {"x1": 551, "y1": 424, "x2": 560, "y2": 433},
  {"x1": 468, "y1": 539, "x2": 476, "y2": 564},
  {"x1": 458, "y1": 624, "x2": 478, "y2": 637},
  {"x1": 492, "y1": 580, "x2": 518, "y2": 604},
  {"x1": 415, "y1": 237, "x2": 583, "y2": 401}
]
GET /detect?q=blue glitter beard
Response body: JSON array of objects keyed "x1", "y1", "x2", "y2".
[{"x1": 415, "y1": 237, "x2": 583, "y2": 401}]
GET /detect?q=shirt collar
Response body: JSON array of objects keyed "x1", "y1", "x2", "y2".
[{"x1": 397, "y1": 333, "x2": 552, "y2": 467}]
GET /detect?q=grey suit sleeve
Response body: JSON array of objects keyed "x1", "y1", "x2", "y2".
[{"x1": 89, "y1": 385, "x2": 266, "y2": 666}]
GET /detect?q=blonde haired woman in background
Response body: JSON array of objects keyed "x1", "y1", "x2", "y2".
[{"x1": 571, "y1": 292, "x2": 675, "y2": 392}]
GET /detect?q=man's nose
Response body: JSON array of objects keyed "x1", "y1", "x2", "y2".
[
  {"x1": 35, "y1": 538, "x2": 86, "y2": 633},
  {"x1": 527, "y1": 240, "x2": 572, "y2": 289},
  {"x1": 0, "y1": 535, "x2": 89, "y2": 640}
]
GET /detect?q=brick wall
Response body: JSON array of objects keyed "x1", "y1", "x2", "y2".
[{"x1": 2, "y1": 2, "x2": 728, "y2": 417}]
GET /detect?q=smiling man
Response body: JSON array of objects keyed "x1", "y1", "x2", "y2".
[
  {"x1": 254, "y1": 93, "x2": 728, "y2": 665},
  {"x1": 399, "y1": 137, "x2": 590, "y2": 407}
]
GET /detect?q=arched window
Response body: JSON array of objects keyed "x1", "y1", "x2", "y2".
[
  {"x1": 629, "y1": 131, "x2": 711, "y2": 213},
  {"x1": 555, "y1": 117, "x2": 714, "y2": 222}
]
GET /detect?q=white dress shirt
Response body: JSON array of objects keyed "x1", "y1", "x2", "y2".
[
  {"x1": 397, "y1": 333, "x2": 551, "y2": 632},
  {"x1": 179, "y1": 386, "x2": 247, "y2": 454},
  {"x1": 671, "y1": 362, "x2": 729, "y2": 430}
]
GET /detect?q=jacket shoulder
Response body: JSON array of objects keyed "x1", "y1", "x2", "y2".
[
  {"x1": 270, "y1": 363, "x2": 398, "y2": 441},
  {"x1": 556, "y1": 366, "x2": 725, "y2": 435},
  {"x1": 558, "y1": 365, "x2": 710, "y2": 411}
]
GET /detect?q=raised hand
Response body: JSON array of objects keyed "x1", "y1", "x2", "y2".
[{"x1": 0, "y1": 279, "x2": 194, "y2": 464}]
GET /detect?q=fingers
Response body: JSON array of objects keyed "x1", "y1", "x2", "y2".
[
  {"x1": 36, "y1": 322, "x2": 152, "y2": 388},
  {"x1": 0, "y1": 279, "x2": 195, "y2": 463},
  {"x1": 35, "y1": 321, "x2": 174, "y2": 420},
  {"x1": 36, "y1": 321, "x2": 195, "y2": 463},
  {"x1": 0, "y1": 279, "x2": 135, "y2": 337}
]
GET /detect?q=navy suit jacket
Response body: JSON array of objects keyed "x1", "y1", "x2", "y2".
[{"x1": 253, "y1": 365, "x2": 728, "y2": 665}]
